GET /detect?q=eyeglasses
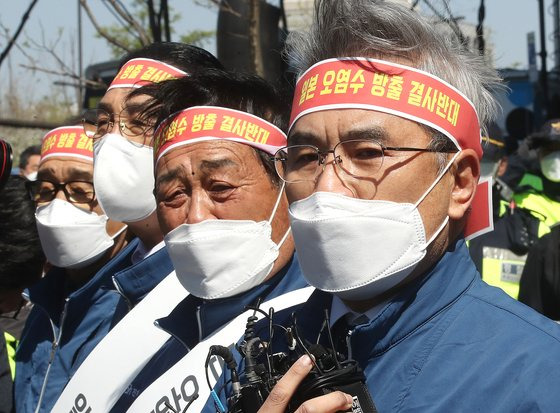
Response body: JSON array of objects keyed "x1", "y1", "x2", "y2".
[
  {"x1": 274, "y1": 138, "x2": 456, "y2": 183},
  {"x1": 26, "y1": 180, "x2": 96, "y2": 204},
  {"x1": 82, "y1": 108, "x2": 154, "y2": 147}
]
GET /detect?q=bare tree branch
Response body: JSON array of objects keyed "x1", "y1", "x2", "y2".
[
  {"x1": 195, "y1": 0, "x2": 242, "y2": 18},
  {"x1": 0, "y1": 0, "x2": 40, "y2": 69},
  {"x1": 422, "y1": 0, "x2": 466, "y2": 47},
  {"x1": 80, "y1": 0, "x2": 133, "y2": 53},
  {"x1": 20, "y1": 64, "x2": 107, "y2": 89},
  {"x1": 106, "y1": 0, "x2": 151, "y2": 45},
  {"x1": 25, "y1": 27, "x2": 77, "y2": 78},
  {"x1": 439, "y1": 0, "x2": 466, "y2": 45},
  {"x1": 0, "y1": 22, "x2": 36, "y2": 64},
  {"x1": 100, "y1": 0, "x2": 143, "y2": 43}
]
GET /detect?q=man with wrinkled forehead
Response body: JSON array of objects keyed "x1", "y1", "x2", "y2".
[{"x1": 252, "y1": 1, "x2": 560, "y2": 412}]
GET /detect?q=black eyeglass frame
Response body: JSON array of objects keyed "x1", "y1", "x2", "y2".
[
  {"x1": 81, "y1": 108, "x2": 154, "y2": 146},
  {"x1": 26, "y1": 179, "x2": 96, "y2": 204},
  {"x1": 273, "y1": 138, "x2": 458, "y2": 183}
]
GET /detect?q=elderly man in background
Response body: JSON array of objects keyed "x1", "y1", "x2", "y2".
[
  {"x1": 105, "y1": 70, "x2": 309, "y2": 413},
  {"x1": 15, "y1": 126, "x2": 129, "y2": 413}
]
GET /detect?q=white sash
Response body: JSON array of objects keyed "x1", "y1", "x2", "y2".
[
  {"x1": 52, "y1": 271, "x2": 188, "y2": 413},
  {"x1": 126, "y1": 286, "x2": 314, "y2": 413}
]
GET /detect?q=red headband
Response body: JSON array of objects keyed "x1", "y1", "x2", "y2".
[
  {"x1": 41, "y1": 126, "x2": 93, "y2": 163},
  {"x1": 290, "y1": 58, "x2": 491, "y2": 240},
  {"x1": 108, "y1": 58, "x2": 187, "y2": 91},
  {"x1": 153, "y1": 106, "x2": 288, "y2": 165}
]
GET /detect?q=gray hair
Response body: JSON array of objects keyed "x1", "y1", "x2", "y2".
[{"x1": 286, "y1": 0, "x2": 503, "y2": 170}]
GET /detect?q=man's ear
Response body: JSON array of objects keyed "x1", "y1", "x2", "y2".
[{"x1": 448, "y1": 149, "x2": 479, "y2": 220}]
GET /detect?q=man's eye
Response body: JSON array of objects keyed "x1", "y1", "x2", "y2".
[
  {"x1": 295, "y1": 153, "x2": 319, "y2": 164},
  {"x1": 353, "y1": 148, "x2": 383, "y2": 160},
  {"x1": 210, "y1": 184, "x2": 234, "y2": 193},
  {"x1": 38, "y1": 187, "x2": 54, "y2": 196},
  {"x1": 160, "y1": 190, "x2": 186, "y2": 206}
]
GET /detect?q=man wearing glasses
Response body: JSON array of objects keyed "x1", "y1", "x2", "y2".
[
  {"x1": 78, "y1": 43, "x2": 223, "y2": 321},
  {"x1": 229, "y1": 1, "x2": 560, "y2": 412},
  {"x1": 15, "y1": 125, "x2": 129, "y2": 413}
]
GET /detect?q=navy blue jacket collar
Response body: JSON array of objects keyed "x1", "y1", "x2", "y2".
[
  {"x1": 112, "y1": 245, "x2": 174, "y2": 307},
  {"x1": 156, "y1": 252, "x2": 307, "y2": 350},
  {"x1": 291, "y1": 239, "x2": 476, "y2": 362},
  {"x1": 24, "y1": 238, "x2": 140, "y2": 324}
]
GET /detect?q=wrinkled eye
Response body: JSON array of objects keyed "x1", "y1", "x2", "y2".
[{"x1": 210, "y1": 183, "x2": 234, "y2": 193}]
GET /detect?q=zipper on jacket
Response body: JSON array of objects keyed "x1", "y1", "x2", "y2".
[
  {"x1": 196, "y1": 305, "x2": 203, "y2": 344},
  {"x1": 153, "y1": 320, "x2": 191, "y2": 353},
  {"x1": 345, "y1": 329, "x2": 354, "y2": 361},
  {"x1": 34, "y1": 298, "x2": 69, "y2": 413},
  {"x1": 113, "y1": 275, "x2": 134, "y2": 311}
]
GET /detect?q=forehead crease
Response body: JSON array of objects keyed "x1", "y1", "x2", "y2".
[
  {"x1": 156, "y1": 164, "x2": 188, "y2": 184},
  {"x1": 199, "y1": 158, "x2": 237, "y2": 171},
  {"x1": 67, "y1": 167, "x2": 93, "y2": 180}
]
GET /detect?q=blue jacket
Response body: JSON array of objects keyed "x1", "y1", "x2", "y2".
[
  {"x1": 111, "y1": 243, "x2": 175, "y2": 325},
  {"x1": 111, "y1": 253, "x2": 307, "y2": 412},
  {"x1": 205, "y1": 239, "x2": 560, "y2": 412},
  {"x1": 14, "y1": 239, "x2": 174, "y2": 413}
]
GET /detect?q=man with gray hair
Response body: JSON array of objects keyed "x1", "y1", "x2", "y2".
[{"x1": 213, "y1": 1, "x2": 560, "y2": 412}]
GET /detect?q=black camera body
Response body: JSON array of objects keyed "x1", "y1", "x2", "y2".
[{"x1": 208, "y1": 307, "x2": 377, "y2": 413}]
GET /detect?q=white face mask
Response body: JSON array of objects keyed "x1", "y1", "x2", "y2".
[
  {"x1": 164, "y1": 185, "x2": 291, "y2": 299},
  {"x1": 24, "y1": 171, "x2": 38, "y2": 181},
  {"x1": 35, "y1": 199, "x2": 117, "y2": 269},
  {"x1": 540, "y1": 151, "x2": 560, "y2": 182},
  {"x1": 288, "y1": 152, "x2": 458, "y2": 301},
  {"x1": 93, "y1": 133, "x2": 156, "y2": 222}
]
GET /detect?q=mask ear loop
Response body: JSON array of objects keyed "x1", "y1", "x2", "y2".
[
  {"x1": 110, "y1": 223, "x2": 128, "y2": 240},
  {"x1": 414, "y1": 150, "x2": 461, "y2": 209},
  {"x1": 267, "y1": 182, "x2": 292, "y2": 248},
  {"x1": 412, "y1": 150, "x2": 461, "y2": 249}
]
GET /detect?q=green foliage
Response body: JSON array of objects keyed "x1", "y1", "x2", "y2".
[{"x1": 96, "y1": 0, "x2": 213, "y2": 57}]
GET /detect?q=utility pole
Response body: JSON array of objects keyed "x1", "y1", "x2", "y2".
[
  {"x1": 78, "y1": 0, "x2": 83, "y2": 110},
  {"x1": 538, "y1": 0, "x2": 549, "y2": 118},
  {"x1": 476, "y1": 0, "x2": 485, "y2": 56},
  {"x1": 554, "y1": 0, "x2": 560, "y2": 69}
]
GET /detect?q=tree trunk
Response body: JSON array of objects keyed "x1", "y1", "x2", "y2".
[{"x1": 248, "y1": 0, "x2": 264, "y2": 76}]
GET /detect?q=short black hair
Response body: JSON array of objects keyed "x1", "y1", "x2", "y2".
[
  {"x1": 18, "y1": 144, "x2": 41, "y2": 170},
  {"x1": 129, "y1": 70, "x2": 292, "y2": 185},
  {"x1": 0, "y1": 176, "x2": 44, "y2": 290},
  {"x1": 119, "y1": 42, "x2": 224, "y2": 73}
]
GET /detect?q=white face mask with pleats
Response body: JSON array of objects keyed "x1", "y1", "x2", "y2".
[
  {"x1": 164, "y1": 184, "x2": 291, "y2": 300},
  {"x1": 93, "y1": 133, "x2": 156, "y2": 222},
  {"x1": 288, "y1": 152, "x2": 459, "y2": 301},
  {"x1": 35, "y1": 199, "x2": 121, "y2": 269},
  {"x1": 540, "y1": 151, "x2": 560, "y2": 182}
]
